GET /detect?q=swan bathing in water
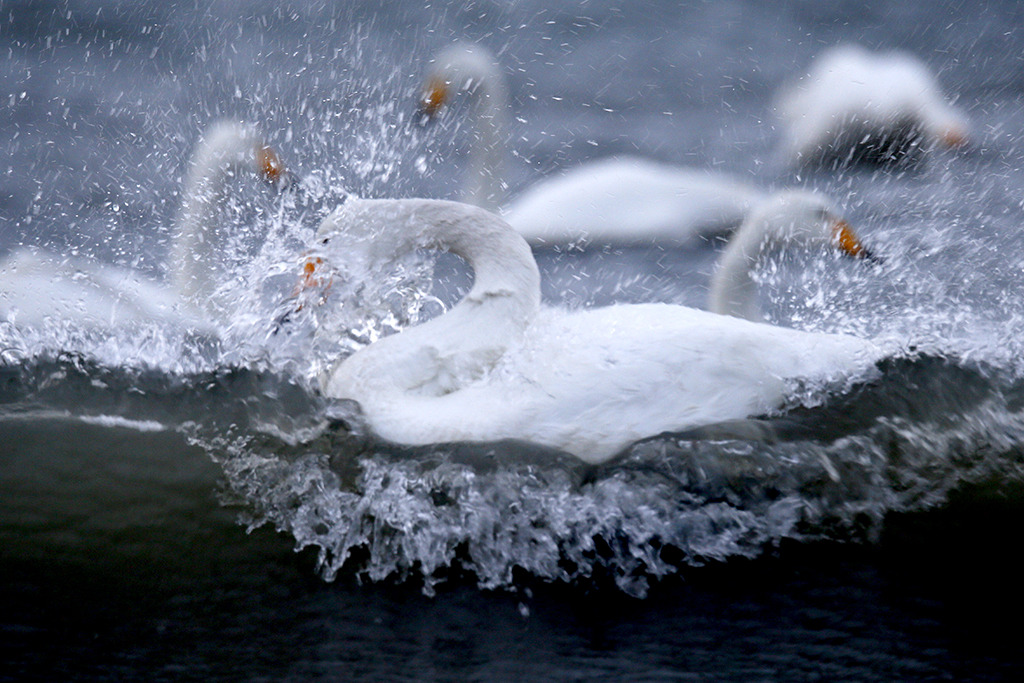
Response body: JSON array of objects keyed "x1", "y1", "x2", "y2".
[
  {"x1": 307, "y1": 193, "x2": 885, "y2": 464},
  {"x1": 0, "y1": 120, "x2": 287, "y2": 331},
  {"x1": 420, "y1": 43, "x2": 766, "y2": 246},
  {"x1": 775, "y1": 44, "x2": 970, "y2": 166}
]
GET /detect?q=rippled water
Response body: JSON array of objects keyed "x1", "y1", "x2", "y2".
[{"x1": 5, "y1": 0, "x2": 1024, "y2": 679}]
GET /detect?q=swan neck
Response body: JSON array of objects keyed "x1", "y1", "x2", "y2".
[
  {"x1": 323, "y1": 200, "x2": 540, "y2": 399},
  {"x1": 424, "y1": 201, "x2": 538, "y2": 316},
  {"x1": 708, "y1": 231, "x2": 764, "y2": 322},
  {"x1": 464, "y1": 78, "x2": 509, "y2": 213},
  {"x1": 170, "y1": 140, "x2": 243, "y2": 315}
]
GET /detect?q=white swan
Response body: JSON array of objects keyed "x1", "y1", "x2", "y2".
[
  {"x1": 310, "y1": 193, "x2": 884, "y2": 464},
  {"x1": 0, "y1": 121, "x2": 286, "y2": 331},
  {"x1": 421, "y1": 43, "x2": 766, "y2": 246},
  {"x1": 775, "y1": 44, "x2": 970, "y2": 167}
]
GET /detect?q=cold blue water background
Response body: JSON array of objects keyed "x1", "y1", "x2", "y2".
[{"x1": 4, "y1": 0, "x2": 1024, "y2": 679}]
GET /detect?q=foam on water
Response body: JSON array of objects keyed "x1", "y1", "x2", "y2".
[
  {"x1": 78, "y1": 414, "x2": 167, "y2": 432},
  {"x1": 177, "y1": 353, "x2": 1024, "y2": 598}
]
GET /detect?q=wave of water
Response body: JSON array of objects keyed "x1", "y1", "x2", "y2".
[
  {"x1": 206, "y1": 355, "x2": 1024, "y2": 597},
  {"x1": 4, "y1": 342, "x2": 1023, "y2": 599}
]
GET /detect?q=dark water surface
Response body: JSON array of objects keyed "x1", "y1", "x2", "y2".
[
  {"x1": 5, "y1": 0, "x2": 1024, "y2": 679},
  {"x1": 3, "y1": 414, "x2": 1023, "y2": 681},
  {"x1": 3, "y1": 421, "x2": 1023, "y2": 682}
]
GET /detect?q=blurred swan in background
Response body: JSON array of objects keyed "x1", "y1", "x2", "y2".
[
  {"x1": 708, "y1": 189, "x2": 874, "y2": 322},
  {"x1": 0, "y1": 120, "x2": 287, "y2": 331},
  {"x1": 775, "y1": 44, "x2": 969, "y2": 167},
  {"x1": 308, "y1": 194, "x2": 883, "y2": 463},
  {"x1": 420, "y1": 42, "x2": 766, "y2": 247}
]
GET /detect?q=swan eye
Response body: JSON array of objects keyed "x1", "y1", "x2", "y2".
[{"x1": 321, "y1": 237, "x2": 330, "y2": 245}]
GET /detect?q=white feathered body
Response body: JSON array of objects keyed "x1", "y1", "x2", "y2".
[
  {"x1": 0, "y1": 248, "x2": 212, "y2": 332},
  {"x1": 504, "y1": 156, "x2": 767, "y2": 246},
  {"x1": 327, "y1": 302, "x2": 882, "y2": 464},
  {"x1": 776, "y1": 45, "x2": 968, "y2": 165}
]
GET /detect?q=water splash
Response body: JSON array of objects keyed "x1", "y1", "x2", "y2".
[{"x1": 167, "y1": 354, "x2": 1024, "y2": 598}]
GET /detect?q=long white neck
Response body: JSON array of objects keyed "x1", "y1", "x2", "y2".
[
  {"x1": 170, "y1": 124, "x2": 257, "y2": 316},
  {"x1": 708, "y1": 225, "x2": 765, "y2": 323},
  {"x1": 430, "y1": 45, "x2": 510, "y2": 212},
  {"x1": 463, "y1": 74, "x2": 509, "y2": 212},
  {"x1": 171, "y1": 153, "x2": 226, "y2": 308},
  {"x1": 322, "y1": 199, "x2": 540, "y2": 398}
]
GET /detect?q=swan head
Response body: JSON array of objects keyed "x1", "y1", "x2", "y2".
[
  {"x1": 287, "y1": 198, "x2": 454, "y2": 318},
  {"x1": 710, "y1": 190, "x2": 876, "y2": 321},
  {"x1": 194, "y1": 120, "x2": 289, "y2": 189},
  {"x1": 419, "y1": 43, "x2": 501, "y2": 119},
  {"x1": 283, "y1": 198, "x2": 541, "y2": 330},
  {"x1": 742, "y1": 190, "x2": 872, "y2": 259},
  {"x1": 298, "y1": 197, "x2": 530, "y2": 290}
]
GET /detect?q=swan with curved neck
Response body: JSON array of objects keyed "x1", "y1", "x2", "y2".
[
  {"x1": 311, "y1": 195, "x2": 885, "y2": 463},
  {"x1": 421, "y1": 43, "x2": 766, "y2": 246},
  {"x1": 0, "y1": 120, "x2": 285, "y2": 330},
  {"x1": 775, "y1": 44, "x2": 970, "y2": 167},
  {"x1": 318, "y1": 199, "x2": 540, "y2": 399},
  {"x1": 708, "y1": 190, "x2": 869, "y2": 322},
  {"x1": 171, "y1": 121, "x2": 286, "y2": 310}
]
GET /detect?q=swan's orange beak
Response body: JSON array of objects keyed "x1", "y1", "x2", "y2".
[
  {"x1": 289, "y1": 253, "x2": 334, "y2": 313},
  {"x1": 271, "y1": 253, "x2": 333, "y2": 331},
  {"x1": 831, "y1": 218, "x2": 880, "y2": 262},
  {"x1": 939, "y1": 125, "x2": 969, "y2": 149},
  {"x1": 257, "y1": 144, "x2": 287, "y2": 185},
  {"x1": 300, "y1": 254, "x2": 331, "y2": 291},
  {"x1": 420, "y1": 77, "x2": 449, "y2": 118}
]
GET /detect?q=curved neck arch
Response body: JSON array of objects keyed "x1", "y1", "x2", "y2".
[{"x1": 322, "y1": 199, "x2": 540, "y2": 397}]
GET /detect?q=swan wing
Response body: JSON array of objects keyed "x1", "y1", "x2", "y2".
[{"x1": 501, "y1": 305, "x2": 880, "y2": 461}]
